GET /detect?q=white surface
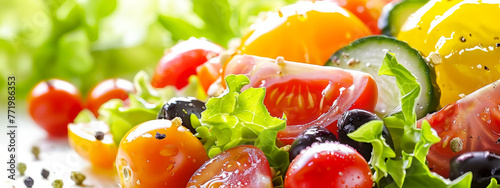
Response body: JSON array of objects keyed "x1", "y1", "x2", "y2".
[{"x1": 1, "y1": 110, "x2": 119, "y2": 188}]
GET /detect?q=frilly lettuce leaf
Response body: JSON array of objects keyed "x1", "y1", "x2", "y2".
[
  {"x1": 349, "y1": 52, "x2": 476, "y2": 188},
  {"x1": 196, "y1": 74, "x2": 289, "y2": 173}
]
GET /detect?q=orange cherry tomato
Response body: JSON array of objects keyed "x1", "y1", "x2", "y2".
[
  {"x1": 86, "y1": 78, "x2": 135, "y2": 117},
  {"x1": 238, "y1": 1, "x2": 371, "y2": 66},
  {"x1": 196, "y1": 58, "x2": 222, "y2": 93},
  {"x1": 116, "y1": 119, "x2": 208, "y2": 188},
  {"x1": 68, "y1": 120, "x2": 117, "y2": 168},
  {"x1": 28, "y1": 79, "x2": 84, "y2": 137}
]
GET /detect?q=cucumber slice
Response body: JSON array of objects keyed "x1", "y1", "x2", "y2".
[
  {"x1": 380, "y1": 0, "x2": 428, "y2": 36},
  {"x1": 326, "y1": 35, "x2": 439, "y2": 118}
]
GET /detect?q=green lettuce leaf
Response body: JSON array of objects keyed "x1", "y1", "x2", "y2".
[
  {"x1": 74, "y1": 70, "x2": 207, "y2": 145},
  {"x1": 349, "y1": 52, "x2": 475, "y2": 188},
  {"x1": 486, "y1": 178, "x2": 500, "y2": 188},
  {"x1": 197, "y1": 74, "x2": 289, "y2": 172}
]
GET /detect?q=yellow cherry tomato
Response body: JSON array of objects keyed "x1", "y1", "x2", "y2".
[
  {"x1": 238, "y1": 1, "x2": 372, "y2": 66},
  {"x1": 398, "y1": 0, "x2": 500, "y2": 107},
  {"x1": 68, "y1": 121, "x2": 117, "y2": 168},
  {"x1": 115, "y1": 118, "x2": 208, "y2": 188}
]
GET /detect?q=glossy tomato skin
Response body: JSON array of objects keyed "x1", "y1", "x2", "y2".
[
  {"x1": 28, "y1": 79, "x2": 84, "y2": 137},
  {"x1": 86, "y1": 78, "x2": 135, "y2": 117},
  {"x1": 223, "y1": 55, "x2": 378, "y2": 145},
  {"x1": 187, "y1": 145, "x2": 273, "y2": 188},
  {"x1": 238, "y1": 1, "x2": 371, "y2": 66},
  {"x1": 398, "y1": 0, "x2": 500, "y2": 107},
  {"x1": 116, "y1": 118, "x2": 208, "y2": 188},
  {"x1": 312, "y1": 0, "x2": 395, "y2": 34},
  {"x1": 196, "y1": 57, "x2": 222, "y2": 93},
  {"x1": 417, "y1": 79, "x2": 500, "y2": 178},
  {"x1": 285, "y1": 142, "x2": 373, "y2": 188},
  {"x1": 68, "y1": 121, "x2": 117, "y2": 168},
  {"x1": 151, "y1": 37, "x2": 224, "y2": 89}
]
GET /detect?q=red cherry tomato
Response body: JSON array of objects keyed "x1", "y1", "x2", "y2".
[
  {"x1": 116, "y1": 118, "x2": 208, "y2": 188},
  {"x1": 86, "y1": 78, "x2": 135, "y2": 117},
  {"x1": 28, "y1": 79, "x2": 84, "y2": 137},
  {"x1": 285, "y1": 142, "x2": 373, "y2": 188},
  {"x1": 223, "y1": 55, "x2": 378, "y2": 145},
  {"x1": 151, "y1": 37, "x2": 224, "y2": 90},
  {"x1": 187, "y1": 145, "x2": 273, "y2": 188},
  {"x1": 417, "y1": 79, "x2": 500, "y2": 178},
  {"x1": 310, "y1": 0, "x2": 395, "y2": 34}
]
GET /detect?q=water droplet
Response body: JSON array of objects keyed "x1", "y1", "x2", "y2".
[
  {"x1": 160, "y1": 145, "x2": 179, "y2": 157},
  {"x1": 166, "y1": 163, "x2": 175, "y2": 173}
]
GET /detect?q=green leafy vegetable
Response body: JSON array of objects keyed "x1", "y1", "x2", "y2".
[
  {"x1": 73, "y1": 71, "x2": 206, "y2": 144},
  {"x1": 349, "y1": 52, "x2": 476, "y2": 188},
  {"x1": 197, "y1": 74, "x2": 289, "y2": 172}
]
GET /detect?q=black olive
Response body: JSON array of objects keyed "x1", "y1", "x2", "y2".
[
  {"x1": 337, "y1": 109, "x2": 393, "y2": 161},
  {"x1": 289, "y1": 126, "x2": 337, "y2": 161},
  {"x1": 158, "y1": 97, "x2": 206, "y2": 134},
  {"x1": 450, "y1": 151, "x2": 500, "y2": 188}
]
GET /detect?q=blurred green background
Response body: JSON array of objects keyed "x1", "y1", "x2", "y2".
[{"x1": 0, "y1": 0, "x2": 296, "y2": 101}]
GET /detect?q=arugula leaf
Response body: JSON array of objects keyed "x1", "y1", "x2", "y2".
[
  {"x1": 349, "y1": 52, "x2": 474, "y2": 188},
  {"x1": 348, "y1": 120, "x2": 395, "y2": 182},
  {"x1": 197, "y1": 74, "x2": 289, "y2": 172},
  {"x1": 378, "y1": 52, "x2": 420, "y2": 126}
]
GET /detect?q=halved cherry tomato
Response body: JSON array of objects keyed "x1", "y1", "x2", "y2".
[
  {"x1": 285, "y1": 142, "x2": 373, "y2": 188},
  {"x1": 28, "y1": 79, "x2": 84, "y2": 137},
  {"x1": 238, "y1": 1, "x2": 371, "y2": 66},
  {"x1": 187, "y1": 145, "x2": 273, "y2": 188},
  {"x1": 86, "y1": 78, "x2": 135, "y2": 117},
  {"x1": 417, "y1": 79, "x2": 500, "y2": 178},
  {"x1": 223, "y1": 55, "x2": 377, "y2": 145},
  {"x1": 116, "y1": 118, "x2": 208, "y2": 188},
  {"x1": 151, "y1": 37, "x2": 224, "y2": 89},
  {"x1": 68, "y1": 120, "x2": 117, "y2": 168},
  {"x1": 196, "y1": 57, "x2": 222, "y2": 93}
]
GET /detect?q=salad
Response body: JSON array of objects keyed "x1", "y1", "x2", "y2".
[{"x1": 22, "y1": 0, "x2": 500, "y2": 187}]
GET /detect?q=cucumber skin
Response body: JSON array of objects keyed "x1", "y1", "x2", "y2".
[
  {"x1": 326, "y1": 35, "x2": 440, "y2": 118},
  {"x1": 380, "y1": 0, "x2": 429, "y2": 37}
]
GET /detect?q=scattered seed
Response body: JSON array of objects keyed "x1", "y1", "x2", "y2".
[
  {"x1": 31, "y1": 146, "x2": 40, "y2": 160},
  {"x1": 155, "y1": 132, "x2": 166, "y2": 140},
  {"x1": 460, "y1": 36, "x2": 466, "y2": 42},
  {"x1": 17, "y1": 163, "x2": 26, "y2": 176},
  {"x1": 450, "y1": 137, "x2": 463, "y2": 152},
  {"x1": 71, "y1": 171, "x2": 86, "y2": 186},
  {"x1": 41, "y1": 168, "x2": 50, "y2": 179},
  {"x1": 95, "y1": 131, "x2": 105, "y2": 141},
  {"x1": 52, "y1": 179, "x2": 64, "y2": 188},
  {"x1": 24, "y1": 177, "x2": 34, "y2": 187}
]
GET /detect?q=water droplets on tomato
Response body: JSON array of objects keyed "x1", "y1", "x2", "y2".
[{"x1": 160, "y1": 145, "x2": 179, "y2": 157}]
